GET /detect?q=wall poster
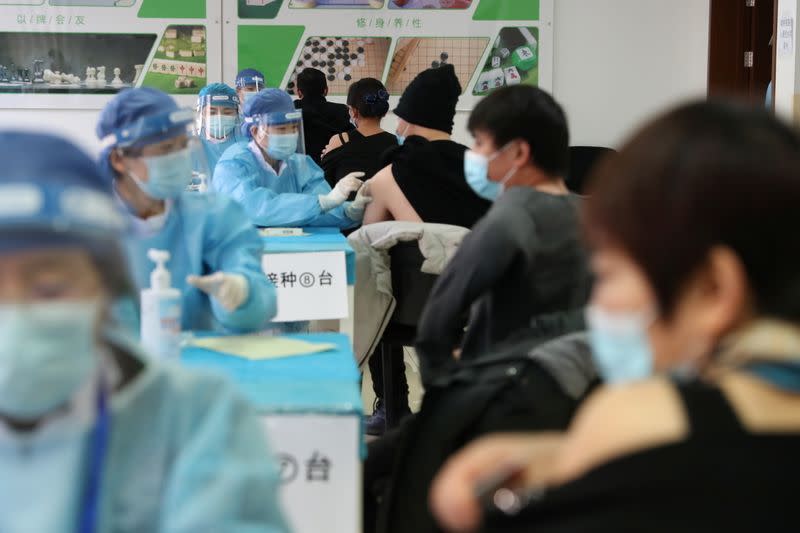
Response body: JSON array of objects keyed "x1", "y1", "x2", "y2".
[
  {"x1": 0, "y1": 0, "x2": 220, "y2": 109},
  {"x1": 0, "y1": 0, "x2": 552, "y2": 111},
  {"x1": 226, "y1": 0, "x2": 552, "y2": 110}
]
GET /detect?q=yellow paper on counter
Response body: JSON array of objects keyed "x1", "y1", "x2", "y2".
[{"x1": 191, "y1": 335, "x2": 336, "y2": 361}]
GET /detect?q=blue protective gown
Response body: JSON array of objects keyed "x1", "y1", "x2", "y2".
[
  {"x1": 121, "y1": 191, "x2": 276, "y2": 333},
  {"x1": 0, "y1": 330, "x2": 288, "y2": 533},
  {"x1": 212, "y1": 141, "x2": 357, "y2": 228},
  {"x1": 199, "y1": 130, "x2": 239, "y2": 176}
]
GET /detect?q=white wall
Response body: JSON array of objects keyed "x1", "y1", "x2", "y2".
[
  {"x1": 552, "y1": 0, "x2": 710, "y2": 147},
  {"x1": 0, "y1": 0, "x2": 710, "y2": 155}
]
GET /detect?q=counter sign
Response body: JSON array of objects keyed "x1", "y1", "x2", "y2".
[{"x1": 263, "y1": 251, "x2": 348, "y2": 322}]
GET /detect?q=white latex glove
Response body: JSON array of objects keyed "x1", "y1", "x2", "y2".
[
  {"x1": 187, "y1": 272, "x2": 249, "y2": 312},
  {"x1": 345, "y1": 180, "x2": 373, "y2": 221},
  {"x1": 318, "y1": 172, "x2": 364, "y2": 212}
]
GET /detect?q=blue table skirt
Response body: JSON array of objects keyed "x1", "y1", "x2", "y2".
[
  {"x1": 181, "y1": 332, "x2": 362, "y2": 415},
  {"x1": 262, "y1": 227, "x2": 356, "y2": 285}
]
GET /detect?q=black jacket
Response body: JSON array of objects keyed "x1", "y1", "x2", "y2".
[
  {"x1": 294, "y1": 97, "x2": 352, "y2": 164},
  {"x1": 366, "y1": 333, "x2": 598, "y2": 533}
]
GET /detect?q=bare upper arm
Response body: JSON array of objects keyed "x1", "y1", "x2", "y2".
[
  {"x1": 550, "y1": 378, "x2": 689, "y2": 484},
  {"x1": 321, "y1": 132, "x2": 347, "y2": 158},
  {"x1": 363, "y1": 165, "x2": 422, "y2": 224}
]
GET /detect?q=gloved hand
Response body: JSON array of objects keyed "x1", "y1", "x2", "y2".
[
  {"x1": 319, "y1": 172, "x2": 364, "y2": 212},
  {"x1": 187, "y1": 272, "x2": 249, "y2": 312},
  {"x1": 345, "y1": 180, "x2": 373, "y2": 221}
]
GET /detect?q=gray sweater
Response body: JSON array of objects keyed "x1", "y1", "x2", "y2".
[{"x1": 416, "y1": 186, "x2": 591, "y2": 377}]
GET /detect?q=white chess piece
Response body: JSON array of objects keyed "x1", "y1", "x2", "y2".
[
  {"x1": 111, "y1": 67, "x2": 123, "y2": 87},
  {"x1": 96, "y1": 66, "x2": 107, "y2": 88},
  {"x1": 86, "y1": 67, "x2": 97, "y2": 88}
]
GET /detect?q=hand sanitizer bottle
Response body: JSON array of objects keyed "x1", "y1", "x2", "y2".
[{"x1": 140, "y1": 249, "x2": 182, "y2": 360}]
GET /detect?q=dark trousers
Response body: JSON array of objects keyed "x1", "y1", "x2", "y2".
[{"x1": 368, "y1": 344, "x2": 410, "y2": 410}]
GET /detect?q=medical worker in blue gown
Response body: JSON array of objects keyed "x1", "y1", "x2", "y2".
[
  {"x1": 235, "y1": 68, "x2": 266, "y2": 115},
  {"x1": 212, "y1": 88, "x2": 373, "y2": 228},
  {"x1": 97, "y1": 87, "x2": 276, "y2": 333},
  {"x1": 0, "y1": 131, "x2": 288, "y2": 533},
  {"x1": 195, "y1": 83, "x2": 241, "y2": 174}
]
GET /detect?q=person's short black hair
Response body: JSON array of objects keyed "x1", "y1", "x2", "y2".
[
  {"x1": 585, "y1": 100, "x2": 800, "y2": 321},
  {"x1": 297, "y1": 68, "x2": 327, "y2": 99},
  {"x1": 468, "y1": 85, "x2": 569, "y2": 177},
  {"x1": 347, "y1": 78, "x2": 390, "y2": 119}
]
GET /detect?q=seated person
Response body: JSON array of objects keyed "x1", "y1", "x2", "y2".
[
  {"x1": 212, "y1": 88, "x2": 371, "y2": 228},
  {"x1": 416, "y1": 86, "x2": 592, "y2": 380},
  {"x1": 321, "y1": 77, "x2": 398, "y2": 188},
  {"x1": 364, "y1": 332, "x2": 598, "y2": 533},
  {"x1": 97, "y1": 88, "x2": 276, "y2": 334},
  {"x1": 431, "y1": 101, "x2": 800, "y2": 532},
  {"x1": 293, "y1": 67, "x2": 353, "y2": 165},
  {"x1": 0, "y1": 131, "x2": 288, "y2": 532},
  {"x1": 363, "y1": 67, "x2": 493, "y2": 434},
  {"x1": 363, "y1": 64, "x2": 491, "y2": 227},
  {"x1": 195, "y1": 82, "x2": 241, "y2": 173},
  {"x1": 235, "y1": 68, "x2": 266, "y2": 114}
]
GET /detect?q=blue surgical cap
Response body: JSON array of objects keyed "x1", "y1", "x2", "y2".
[
  {"x1": 0, "y1": 131, "x2": 125, "y2": 254},
  {"x1": 240, "y1": 88, "x2": 295, "y2": 139},
  {"x1": 198, "y1": 83, "x2": 239, "y2": 110},
  {"x1": 96, "y1": 87, "x2": 190, "y2": 182},
  {"x1": 236, "y1": 68, "x2": 266, "y2": 89}
]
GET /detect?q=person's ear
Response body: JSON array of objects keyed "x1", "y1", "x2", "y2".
[
  {"x1": 251, "y1": 125, "x2": 260, "y2": 140},
  {"x1": 109, "y1": 149, "x2": 127, "y2": 178},
  {"x1": 297, "y1": 89, "x2": 304, "y2": 99},
  {"x1": 684, "y1": 246, "x2": 752, "y2": 341},
  {"x1": 324, "y1": 87, "x2": 329, "y2": 97},
  {"x1": 511, "y1": 140, "x2": 532, "y2": 168}
]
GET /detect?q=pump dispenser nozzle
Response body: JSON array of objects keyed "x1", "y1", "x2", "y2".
[{"x1": 147, "y1": 249, "x2": 172, "y2": 291}]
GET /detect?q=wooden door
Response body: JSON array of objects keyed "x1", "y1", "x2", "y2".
[{"x1": 708, "y1": 0, "x2": 777, "y2": 104}]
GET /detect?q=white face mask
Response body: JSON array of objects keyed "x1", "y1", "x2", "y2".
[{"x1": 0, "y1": 301, "x2": 100, "y2": 420}]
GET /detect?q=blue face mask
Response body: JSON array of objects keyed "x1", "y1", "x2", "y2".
[
  {"x1": 0, "y1": 302, "x2": 99, "y2": 419},
  {"x1": 396, "y1": 124, "x2": 409, "y2": 146},
  {"x1": 243, "y1": 91, "x2": 258, "y2": 105},
  {"x1": 586, "y1": 305, "x2": 654, "y2": 384},
  {"x1": 208, "y1": 115, "x2": 238, "y2": 141},
  {"x1": 266, "y1": 132, "x2": 299, "y2": 161},
  {"x1": 464, "y1": 147, "x2": 517, "y2": 202},
  {"x1": 131, "y1": 147, "x2": 192, "y2": 200}
]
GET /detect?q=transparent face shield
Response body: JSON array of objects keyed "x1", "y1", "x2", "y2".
[
  {"x1": 237, "y1": 77, "x2": 266, "y2": 109},
  {"x1": 253, "y1": 110, "x2": 306, "y2": 161},
  {"x1": 187, "y1": 132, "x2": 212, "y2": 193},
  {"x1": 196, "y1": 99, "x2": 241, "y2": 144},
  {"x1": 107, "y1": 112, "x2": 211, "y2": 196}
]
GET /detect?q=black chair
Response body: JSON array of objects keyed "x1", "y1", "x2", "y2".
[
  {"x1": 567, "y1": 146, "x2": 615, "y2": 194},
  {"x1": 377, "y1": 241, "x2": 438, "y2": 430}
]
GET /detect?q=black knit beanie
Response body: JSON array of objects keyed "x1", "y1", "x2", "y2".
[{"x1": 394, "y1": 64, "x2": 462, "y2": 134}]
